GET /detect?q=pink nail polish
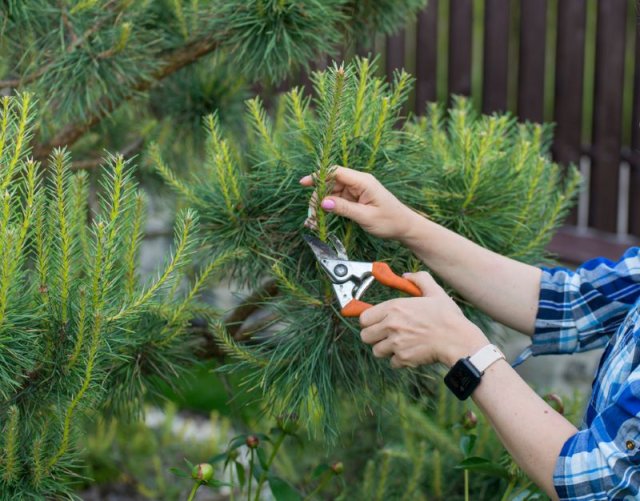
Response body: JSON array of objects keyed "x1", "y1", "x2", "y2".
[{"x1": 321, "y1": 199, "x2": 336, "y2": 210}]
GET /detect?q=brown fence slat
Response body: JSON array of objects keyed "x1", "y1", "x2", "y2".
[
  {"x1": 415, "y1": 1, "x2": 439, "y2": 113},
  {"x1": 482, "y1": 0, "x2": 510, "y2": 113},
  {"x1": 517, "y1": 0, "x2": 547, "y2": 123},
  {"x1": 553, "y1": 0, "x2": 587, "y2": 227},
  {"x1": 631, "y1": 10, "x2": 640, "y2": 237},
  {"x1": 386, "y1": 29, "x2": 406, "y2": 79},
  {"x1": 589, "y1": 0, "x2": 627, "y2": 233},
  {"x1": 449, "y1": 0, "x2": 473, "y2": 96}
]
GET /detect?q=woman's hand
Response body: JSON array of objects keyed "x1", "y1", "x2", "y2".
[
  {"x1": 300, "y1": 166, "x2": 420, "y2": 240},
  {"x1": 359, "y1": 272, "x2": 490, "y2": 368}
]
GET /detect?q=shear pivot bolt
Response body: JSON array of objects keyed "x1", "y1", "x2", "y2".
[{"x1": 334, "y1": 264, "x2": 348, "y2": 277}]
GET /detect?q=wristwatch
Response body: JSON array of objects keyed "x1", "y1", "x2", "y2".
[{"x1": 444, "y1": 344, "x2": 505, "y2": 400}]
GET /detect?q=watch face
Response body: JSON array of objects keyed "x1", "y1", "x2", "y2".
[{"x1": 444, "y1": 358, "x2": 482, "y2": 400}]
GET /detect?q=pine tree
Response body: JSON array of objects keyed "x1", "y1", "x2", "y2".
[
  {"x1": 0, "y1": 2, "x2": 430, "y2": 496},
  {"x1": 0, "y1": 0, "x2": 426, "y2": 165},
  {"x1": 155, "y1": 58, "x2": 580, "y2": 437},
  {"x1": 0, "y1": 94, "x2": 242, "y2": 499}
]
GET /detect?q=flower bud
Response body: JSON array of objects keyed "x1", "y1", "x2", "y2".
[
  {"x1": 461, "y1": 410, "x2": 478, "y2": 430},
  {"x1": 543, "y1": 393, "x2": 564, "y2": 415},
  {"x1": 191, "y1": 463, "x2": 214, "y2": 483},
  {"x1": 330, "y1": 461, "x2": 344, "y2": 475},
  {"x1": 245, "y1": 435, "x2": 260, "y2": 449}
]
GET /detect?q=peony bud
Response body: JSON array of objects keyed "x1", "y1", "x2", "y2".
[
  {"x1": 245, "y1": 435, "x2": 260, "y2": 449},
  {"x1": 543, "y1": 393, "x2": 564, "y2": 415},
  {"x1": 461, "y1": 410, "x2": 478, "y2": 430},
  {"x1": 191, "y1": 463, "x2": 214, "y2": 483},
  {"x1": 330, "y1": 461, "x2": 344, "y2": 475}
]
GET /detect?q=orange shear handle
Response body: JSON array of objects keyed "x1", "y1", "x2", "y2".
[{"x1": 340, "y1": 262, "x2": 422, "y2": 317}]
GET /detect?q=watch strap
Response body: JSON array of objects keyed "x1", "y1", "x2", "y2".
[{"x1": 468, "y1": 344, "x2": 505, "y2": 374}]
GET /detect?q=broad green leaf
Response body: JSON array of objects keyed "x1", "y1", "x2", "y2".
[
  {"x1": 169, "y1": 467, "x2": 189, "y2": 478},
  {"x1": 454, "y1": 456, "x2": 510, "y2": 480},
  {"x1": 268, "y1": 475, "x2": 302, "y2": 501},
  {"x1": 459, "y1": 434, "x2": 476, "y2": 457},
  {"x1": 257, "y1": 447, "x2": 269, "y2": 470},
  {"x1": 235, "y1": 461, "x2": 246, "y2": 488},
  {"x1": 311, "y1": 464, "x2": 331, "y2": 479}
]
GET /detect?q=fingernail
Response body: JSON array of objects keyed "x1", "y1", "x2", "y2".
[
  {"x1": 299, "y1": 175, "x2": 312, "y2": 184},
  {"x1": 321, "y1": 199, "x2": 336, "y2": 210}
]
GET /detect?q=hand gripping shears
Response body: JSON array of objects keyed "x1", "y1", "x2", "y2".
[{"x1": 303, "y1": 234, "x2": 422, "y2": 317}]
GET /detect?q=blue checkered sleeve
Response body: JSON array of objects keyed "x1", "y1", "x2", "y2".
[
  {"x1": 527, "y1": 247, "x2": 640, "y2": 358},
  {"x1": 553, "y1": 358, "x2": 640, "y2": 499}
]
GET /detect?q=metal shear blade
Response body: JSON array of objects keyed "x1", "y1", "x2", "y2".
[{"x1": 304, "y1": 233, "x2": 422, "y2": 317}]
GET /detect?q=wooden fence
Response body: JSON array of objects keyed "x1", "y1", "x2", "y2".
[{"x1": 378, "y1": 0, "x2": 640, "y2": 263}]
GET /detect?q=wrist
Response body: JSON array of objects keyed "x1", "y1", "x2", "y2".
[
  {"x1": 442, "y1": 323, "x2": 490, "y2": 369},
  {"x1": 397, "y1": 210, "x2": 435, "y2": 246}
]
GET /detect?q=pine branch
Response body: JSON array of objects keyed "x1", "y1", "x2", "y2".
[
  {"x1": 0, "y1": 1, "x2": 119, "y2": 90},
  {"x1": 0, "y1": 95, "x2": 219, "y2": 496},
  {"x1": 224, "y1": 279, "x2": 279, "y2": 338},
  {"x1": 70, "y1": 137, "x2": 144, "y2": 171},
  {"x1": 32, "y1": 35, "x2": 219, "y2": 159}
]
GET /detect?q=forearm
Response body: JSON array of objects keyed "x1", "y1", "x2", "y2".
[
  {"x1": 400, "y1": 213, "x2": 542, "y2": 335},
  {"x1": 470, "y1": 359, "x2": 578, "y2": 499}
]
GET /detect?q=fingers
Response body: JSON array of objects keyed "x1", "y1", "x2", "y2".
[
  {"x1": 402, "y1": 272, "x2": 447, "y2": 298},
  {"x1": 359, "y1": 301, "x2": 392, "y2": 328},
  {"x1": 360, "y1": 323, "x2": 387, "y2": 345},
  {"x1": 299, "y1": 174, "x2": 314, "y2": 187},
  {"x1": 319, "y1": 195, "x2": 369, "y2": 224},
  {"x1": 299, "y1": 166, "x2": 373, "y2": 191},
  {"x1": 302, "y1": 166, "x2": 371, "y2": 228},
  {"x1": 371, "y1": 338, "x2": 394, "y2": 358},
  {"x1": 370, "y1": 339, "x2": 417, "y2": 369}
]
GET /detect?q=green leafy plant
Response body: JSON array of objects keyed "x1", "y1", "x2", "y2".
[
  {"x1": 80, "y1": 403, "x2": 232, "y2": 500},
  {"x1": 154, "y1": 58, "x2": 580, "y2": 437},
  {"x1": 0, "y1": 94, "x2": 237, "y2": 499},
  {"x1": 172, "y1": 416, "x2": 343, "y2": 500}
]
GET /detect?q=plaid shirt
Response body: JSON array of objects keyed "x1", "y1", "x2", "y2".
[{"x1": 515, "y1": 247, "x2": 640, "y2": 499}]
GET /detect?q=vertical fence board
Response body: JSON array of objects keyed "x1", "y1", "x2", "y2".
[
  {"x1": 553, "y1": 0, "x2": 587, "y2": 226},
  {"x1": 449, "y1": 0, "x2": 473, "y2": 96},
  {"x1": 386, "y1": 29, "x2": 406, "y2": 79},
  {"x1": 590, "y1": 0, "x2": 627, "y2": 233},
  {"x1": 482, "y1": 0, "x2": 510, "y2": 113},
  {"x1": 630, "y1": 12, "x2": 640, "y2": 237},
  {"x1": 415, "y1": 1, "x2": 439, "y2": 113},
  {"x1": 518, "y1": 0, "x2": 547, "y2": 122}
]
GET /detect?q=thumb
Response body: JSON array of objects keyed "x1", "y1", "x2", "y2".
[
  {"x1": 402, "y1": 271, "x2": 446, "y2": 297},
  {"x1": 321, "y1": 196, "x2": 369, "y2": 225}
]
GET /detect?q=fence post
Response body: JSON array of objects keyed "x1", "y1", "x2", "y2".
[
  {"x1": 590, "y1": 0, "x2": 628, "y2": 233},
  {"x1": 415, "y1": 1, "x2": 439, "y2": 113},
  {"x1": 518, "y1": 0, "x2": 547, "y2": 123},
  {"x1": 483, "y1": 0, "x2": 510, "y2": 114},
  {"x1": 449, "y1": 0, "x2": 473, "y2": 96}
]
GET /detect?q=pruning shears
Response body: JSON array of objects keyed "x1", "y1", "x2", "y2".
[{"x1": 303, "y1": 234, "x2": 422, "y2": 317}]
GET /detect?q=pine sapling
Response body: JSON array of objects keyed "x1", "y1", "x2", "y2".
[
  {"x1": 155, "y1": 58, "x2": 579, "y2": 438},
  {"x1": 0, "y1": 94, "x2": 238, "y2": 499}
]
